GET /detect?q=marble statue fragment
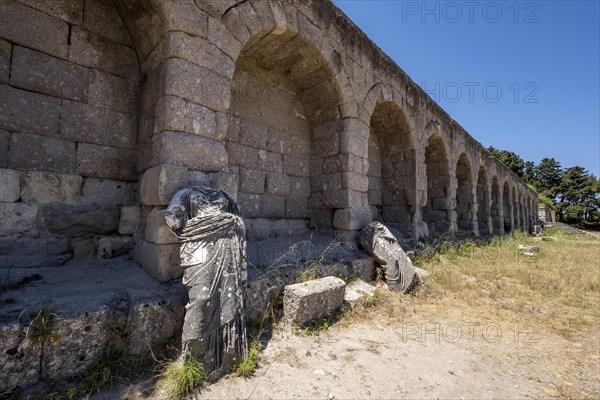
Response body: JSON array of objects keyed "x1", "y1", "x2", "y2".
[
  {"x1": 164, "y1": 186, "x2": 248, "y2": 373},
  {"x1": 359, "y1": 222, "x2": 418, "y2": 293}
]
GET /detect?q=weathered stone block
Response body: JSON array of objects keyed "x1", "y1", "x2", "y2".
[
  {"x1": 41, "y1": 204, "x2": 119, "y2": 237},
  {"x1": 285, "y1": 196, "x2": 309, "y2": 219},
  {"x1": 97, "y1": 236, "x2": 135, "y2": 259},
  {"x1": 20, "y1": 171, "x2": 82, "y2": 204},
  {"x1": 88, "y1": 70, "x2": 138, "y2": 114},
  {"x1": 62, "y1": 101, "x2": 136, "y2": 150},
  {"x1": 245, "y1": 218, "x2": 272, "y2": 241},
  {"x1": 72, "y1": 236, "x2": 97, "y2": 259},
  {"x1": 0, "y1": 203, "x2": 38, "y2": 236},
  {"x1": 283, "y1": 276, "x2": 346, "y2": 325},
  {"x1": 145, "y1": 207, "x2": 179, "y2": 244},
  {"x1": 0, "y1": 84, "x2": 61, "y2": 135},
  {"x1": 261, "y1": 195, "x2": 285, "y2": 219},
  {"x1": 17, "y1": 0, "x2": 83, "y2": 23},
  {"x1": 160, "y1": 0, "x2": 208, "y2": 37},
  {"x1": 77, "y1": 143, "x2": 137, "y2": 181},
  {"x1": 164, "y1": 57, "x2": 231, "y2": 113},
  {"x1": 351, "y1": 258, "x2": 375, "y2": 282},
  {"x1": 333, "y1": 207, "x2": 372, "y2": 231},
  {"x1": 133, "y1": 239, "x2": 182, "y2": 282},
  {"x1": 0, "y1": 39, "x2": 11, "y2": 84},
  {"x1": 10, "y1": 46, "x2": 90, "y2": 102},
  {"x1": 69, "y1": 26, "x2": 138, "y2": 80},
  {"x1": 208, "y1": 168, "x2": 239, "y2": 200},
  {"x1": 8, "y1": 132, "x2": 77, "y2": 174},
  {"x1": 266, "y1": 173, "x2": 290, "y2": 196},
  {"x1": 238, "y1": 192, "x2": 261, "y2": 218},
  {"x1": 226, "y1": 141, "x2": 258, "y2": 169},
  {"x1": 0, "y1": 169, "x2": 21, "y2": 202},
  {"x1": 118, "y1": 206, "x2": 141, "y2": 235},
  {"x1": 0, "y1": 0, "x2": 69, "y2": 58},
  {"x1": 283, "y1": 155, "x2": 310, "y2": 177},
  {"x1": 432, "y1": 198, "x2": 455, "y2": 211},
  {"x1": 158, "y1": 131, "x2": 228, "y2": 172},
  {"x1": 158, "y1": 96, "x2": 221, "y2": 140},
  {"x1": 164, "y1": 31, "x2": 234, "y2": 78},
  {"x1": 0, "y1": 236, "x2": 71, "y2": 267},
  {"x1": 140, "y1": 164, "x2": 188, "y2": 206},
  {"x1": 240, "y1": 169, "x2": 265, "y2": 194},
  {"x1": 207, "y1": 15, "x2": 242, "y2": 59},
  {"x1": 78, "y1": 179, "x2": 137, "y2": 207},
  {"x1": 342, "y1": 171, "x2": 369, "y2": 193},
  {"x1": 83, "y1": 0, "x2": 132, "y2": 45}
]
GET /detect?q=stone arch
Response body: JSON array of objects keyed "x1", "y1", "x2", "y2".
[
  {"x1": 455, "y1": 153, "x2": 474, "y2": 235},
  {"x1": 503, "y1": 181, "x2": 512, "y2": 232},
  {"x1": 423, "y1": 134, "x2": 452, "y2": 237},
  {"x1": 490, "y1": 176, "x2": 503, "y2": 234},
  {"x1": 476, "y1": 166, "x2": 490, "y2": 235},
  {"x1": 367, "y1": 101, "x2": 416, "y2": 236},
  {"x1": 226, "y1": 18, "x2": 345, "y2": 238}
]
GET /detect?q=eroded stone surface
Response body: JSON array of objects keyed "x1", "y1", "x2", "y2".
[{"x1": 283, "y1": 276, "x2": 346, "y2": 325}]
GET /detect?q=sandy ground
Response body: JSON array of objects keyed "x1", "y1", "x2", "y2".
[{"x1": 198, "y1": 320, "x2": 539, "y2": 400}]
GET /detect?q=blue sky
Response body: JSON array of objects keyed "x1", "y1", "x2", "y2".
[{"x1": 332, "y1": 0, "x2": 600, "y2": 177}]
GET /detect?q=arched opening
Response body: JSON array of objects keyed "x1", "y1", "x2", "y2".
[
  {"x1": 227, "y1": 32, "x2": 341, "y2": 240},
  {"x1": 368, "y1": 102, "x2": 415, "y2": 236},
  {"x1": 423, "y1": 135, "x2": 451, "y2": 237},
  {"x1": 503, "y1": 182, "x2": 512, "y2": 232},
  {"x1": 456, "y1": 153, "x2": 474, "y2": 236},
  {"x1": 490, "y1": 176, "x2": 502, "y2": 234},
  {"x1": 476, "y1": 166, "x2": 490, "y2": 235},
  {"x1": 512, "y1": 187, "x2": 520, "y2": 230}
]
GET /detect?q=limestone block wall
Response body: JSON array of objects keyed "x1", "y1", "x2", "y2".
[
  {"x1": 0, "y1": 0, "x2": 140, "y2": 266},
  {"x1": 0, "y1": 0, "x2": 539, "y2": 282}
]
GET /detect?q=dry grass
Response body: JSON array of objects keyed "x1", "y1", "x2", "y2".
[{"x1": 344, "y1": 229, "x2": 600, "y2": 398}]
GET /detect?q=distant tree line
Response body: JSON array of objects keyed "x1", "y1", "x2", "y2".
[{"x1": 487, "y1": 147, "x2": 600, "y2": 225}]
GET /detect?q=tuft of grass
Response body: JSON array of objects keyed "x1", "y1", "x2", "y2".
[
  {"x1": 157, "y1": 354, "x2": 206, "y2": 399},
  {"x1": 78, "y1": 346, "x2": 124, "y2": 395},
  {"x1": 25, "y1": 306, "x2": 57, "y2": 344},
  {"x1": 235, "y1": 340, "x2": 262, "y2": 377}
]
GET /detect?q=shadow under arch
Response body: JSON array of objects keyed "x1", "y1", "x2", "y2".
[
  {"x1": 423, "y1": 134, "x2": 452, "y2": 237},
  {"x1": 476, "y1": 165, "x2": 490, "y2": 236},
  {"x1": 367, "y1": 101, "x2": 416, "y2": 237}
]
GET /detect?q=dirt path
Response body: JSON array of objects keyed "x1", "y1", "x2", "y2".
[{"x1": 200, "y1": 320, "x2": 539, "y2": 400}]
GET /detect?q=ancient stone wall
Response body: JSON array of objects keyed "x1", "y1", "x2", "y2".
[{"x1": 0, "y1": 0, "x2": 538, "y2": 282}]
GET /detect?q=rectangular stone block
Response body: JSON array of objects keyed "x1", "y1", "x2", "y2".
[
  {"x1": 245, "y1": 218, "x2": 273, "y2": 241},
  {"x1": 0, "y1": 202, "x2": 37, "y2": 236},
  {"x1": 164, "y1": 31, "x2": 234, "y2": 78},
  {"x1": 157, "y1": 96, "x2": 221, "y2": 140},
  {"x1": 133, "y1": 239, "x2": 182, "y2": 282},
  {"x1": 283, "y1": 155, "x2": 310, "y2": 177},
  {"x1": 309, "y1": 208, "x2": 333, "y2": 229},
  {"x1": 285, "y1": 196, "x2": 309, "y2": 219},
  {"x1": 261, "y1": 195, "x2": 285, "y2": 219},
  {"x1": 78, "y1": 179, "x2": 137, "y2": 207},
  {"x1": 208, "y1": 167, "x2": 239, "y2": 200},
  {"x1": 82, "y1": 0, "x2": 132, "y2": 45},
  {"x1": 240, "y1": 169, "x2": 265, "y2": 194},
  {"x1": 266, "y1": 173, "x2": 290, "y2": 196},
  {"x1": 77, "y1": 143, "x2": 137, "y2": 181},
  {"x1": 10, "y1": 46, "x2": 90, "y2": 102},
  {"x1": 145, "y1": 207, "x2": 179, "y2": 244},
  {"x1": 61, "y1": 100, "x2": 137, "y2": 150},
  {"x1": 41, "y1": 204, "x2": 119, "y2": 237},
  {"x1": 140, "y1": 164, "x2": 188, "y2": 206},
  {"x1": 69, "y1": 26, "x2": 138, "y2": 80},
  {"x1": 159, "y1": 131, "x2": 228, "y2": 172},
  {"x1": 17, "y1": 0, "x2": 83, "y2": 24},
  {"x1": 88, "y1": 70, "x2": 138, "y2": 114},
  {"x1": 237, "y1": 192, "x2": 261, "y2": 218},
  {"x1": 333, "y1": 207, "x2": 372, "y2": 231},
  {"x1": 8, "y1": 132, "x2": 76, "y2": 174},
  {"x1": 0, "y1": 84, "x2": 61, "y2": 135},
  {"x1": 207, "y1": 15, "x2": 242, "y2": 59},
  {"x1": 0, "y1": 236, "x2": 71, "y2": 267},
  {"x1": 164, "y1": 57, "x2": 230, "y2": 113},
  {"x1": 118, "y1": 206, "x2": 141, "y2": 235},
  {"x1": 161, "y1": 0, "x2": 208, "y2": 37},
  {"x1": 342, "y1": 171, "x2": 369, "y2": 193},
  {"x1": 0, "y1": 169, "x2": 21, "y2": 202},
  {"x1": 238, "y1": 119, "x2": 268, "y2": 149},
  {"x1": 226, "y1": 141, "x2": 258, "y2": 169},
  {"x1": 0, "y1": 39, "x2": 10, "y2": 84},
  {"x1": 20, "y1": 171, "x2": 82, "y2": 204},
  {"x1": 0, "y1": 0, "x2": 69, "y2": 58},
  {"x1": 283, "y1": 276, "x2": 346, "y2": 325}
]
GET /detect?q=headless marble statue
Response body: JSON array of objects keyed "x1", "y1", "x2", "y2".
[
  {"x1": 359, "y1": 222, "x2": 418, "y2": 293},
  {"x1": 164, "y1": 186, "x2": 248, "y2": 373}
]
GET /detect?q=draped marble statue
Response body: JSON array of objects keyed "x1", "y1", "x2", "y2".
[
  {"x1": 359, "y1": 222, "x2": 418, "y2": 294},
  {"x1": 164, "y1": 186, "x2": 248, "y2": 373}
]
